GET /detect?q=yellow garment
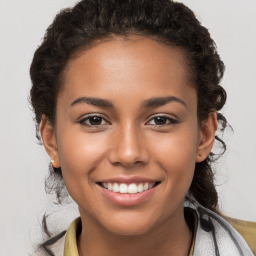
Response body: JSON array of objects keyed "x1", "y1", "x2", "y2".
[
  {"x1": 188, "y1": 208, "x2": 198, "y2": 256},
  {"x1": 64, "y1": 218, "x2": 80, "y2": 256},
  {"x1": 223, "y1": 216, "x2": 256, "y2": 255},
  {"x1": 63, "y1": 216, "x2": 196, "y2": 256},
  {"x1": 64, "y1": 212, "x2": 256, "y2": 256}
]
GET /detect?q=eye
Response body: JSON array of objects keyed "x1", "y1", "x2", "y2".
[
  {"x1": 78, "y1": 115, "x2": 109, "y2": 126},
  {"x1": 147, "y1": 115, "x2": 179, "y2": 126}
]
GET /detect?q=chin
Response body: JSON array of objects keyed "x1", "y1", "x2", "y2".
[
  {"x1": 100, "y1": 212, "x2": 157, "y2": 236},
  {"x1": 106, "y1": 223, "x2": 153, "y2": 236}
]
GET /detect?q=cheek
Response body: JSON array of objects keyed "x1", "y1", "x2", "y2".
[
  {"x1": 151, "y1": 127, "x2": 198, "y2": 164},
  {"x1": 56, "y1": 130, "x2": 108, "y2": 186},
  {"x1": 149, "y1": 128, "x2": 198, "y2": 187},
  {"x1": 55, "y1": 131, "x2": 112, "y2": 209}
]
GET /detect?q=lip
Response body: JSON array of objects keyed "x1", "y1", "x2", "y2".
[
  {"x1": 98, "y1": 176, "x2": 159, "y2": 184},
  {"x1": 97, "y1": 177, "x2": 160, "y2": 206}
]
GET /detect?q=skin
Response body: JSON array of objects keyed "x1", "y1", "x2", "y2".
[{"x1": 41, "y1": 36, "x2": 217, "y2": 256}]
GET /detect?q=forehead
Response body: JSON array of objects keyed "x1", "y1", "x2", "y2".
[{"x1": 60, "y1": 36, "x2": 196, "y2": 110}]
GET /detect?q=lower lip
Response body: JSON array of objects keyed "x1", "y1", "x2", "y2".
[{"x1": 98, "y1": 185, "x2": 158, "y2": 206}]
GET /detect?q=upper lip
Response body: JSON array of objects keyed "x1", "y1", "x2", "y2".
[{"x1": 97, "y1": 176, "x2": 161, "y2": 184}]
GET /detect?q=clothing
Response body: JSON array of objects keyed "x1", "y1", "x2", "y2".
[
  {"x1": 63, "y1": 209, "x2": 197, "y2": 256},
  {"x1": 62, "y1": 216, "x2": 194, "y2": 256},
  {"x1": 40, "y1": 202, "x2": 255, "y2": 256},
  {"x1": 222, "y1": 215, "x2": 256, "y2": 253},
  {"x1": 188, "y1": 203, "x2": 254, "y2": 255}
]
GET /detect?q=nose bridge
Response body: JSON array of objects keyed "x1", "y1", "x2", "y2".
[{"x1": 109, "y1": 121, "x2": 148, "y2": 167}]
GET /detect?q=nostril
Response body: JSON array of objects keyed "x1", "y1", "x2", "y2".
[
  {"x1": 110, "y1": 160, "x2": 146, "y2": 168},
  {"x1": 134, "y1": 160, "x2": 145, "y2": 166}
]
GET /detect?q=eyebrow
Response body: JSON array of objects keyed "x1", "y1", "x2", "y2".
[
  {"x1": 70, "y1": 97, "x2": 114, "y2": 108},
  {"x1": 70, "y1": 96, "x2": 187, "y2": 109},
  {"x1": 142, "y1": 96, "x2": 188, "y2": 109}
]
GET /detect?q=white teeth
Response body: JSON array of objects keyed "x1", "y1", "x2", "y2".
[
  {"x1": 113, "y1": 183, "x2": 119, "y2": 192},
  {"x1": 137, "y1": 184, "x2": 144, "y2": 192},
  {"x1": 102, "y1": 182, "x2": 156, "y2": 194},
  {"x1": 143, "y1": 183, "x2": 149, "y2": 190},
  {"x1": 128, "y1": 184, "x2": 137, "y2": 194},
  {"x1": 148, "y1": 183, "x2": 154, "y2": 189},
  {"x1": 119, "y1": 184, "x2": 128, "y2": 193},
  {"x1": 107, "y1": 182, "x2": 113, "y2": 191}
]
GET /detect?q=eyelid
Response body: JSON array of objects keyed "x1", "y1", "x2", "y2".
[
  {"x1": 76, "y1": 113, "x2": 179, "y2": 127},
  {"x1": 77, "y1": 113, "x2": 111, "y2": 126},
  {"x1": 145, "y1": 114, "x2": 180, "y2": 126}
]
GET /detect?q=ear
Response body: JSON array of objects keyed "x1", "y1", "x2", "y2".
[
  {"x1": 40, "y1": 115, "x2": 61, "y2": 168},
  {"x1": 196, "y1": 112, "x2": 218, "y2": 162}
]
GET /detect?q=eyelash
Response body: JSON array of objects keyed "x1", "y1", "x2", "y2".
[
  {"x1": 78, "y1": 114, "x2": 179, "y2": 127},
  {"x1": 146, "y1": 115, "x2": 179, "y2": 126},
  {"x1": 78, "y1": 114, "x2": 110, "y2": 127}
]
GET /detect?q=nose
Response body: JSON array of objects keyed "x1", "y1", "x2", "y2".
[{"x1": 108, "y1": 123, "x2": 149, "y2": 168}]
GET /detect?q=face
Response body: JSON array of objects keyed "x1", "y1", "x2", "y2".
[{"x1": 41, "y1": 36, "x2": 216, "y2": 235}]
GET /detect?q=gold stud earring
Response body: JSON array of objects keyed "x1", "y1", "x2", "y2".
[{"x1": 51, "y1": 159, "x2": 54, "y2": 164}]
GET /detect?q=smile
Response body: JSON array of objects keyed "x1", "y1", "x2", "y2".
[
  {"x1": 100, "y1": 182, "x2": 158, "y2": 194},
  {"x1": 96, "y1": 177, "x2": 161, "y2": 206}
]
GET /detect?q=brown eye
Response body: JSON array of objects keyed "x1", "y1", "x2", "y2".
[
  {"x1": 154, "y1": 116, "x2": 168, "y2": 125},
  {"x1": 147, "y1": 115, "x2": 179, "y2": 126},
  {"x1": 79, "y1": 115, "x2": 109, "y2": 126},
  {"x1": 88, "y1": 116, "x2": 103, "y2": 125}
]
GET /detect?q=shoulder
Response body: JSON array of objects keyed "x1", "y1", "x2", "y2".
[
  {"x1": 223, "y1": 215, "x2": 256, "y2": 255},
  {"x1": 190, "y1": 203, "x2": 255, "y2": 256}
]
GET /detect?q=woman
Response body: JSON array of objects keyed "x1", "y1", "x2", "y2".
[{"x1": 30, "y1": 0, "x2": 254, "y2": 255}]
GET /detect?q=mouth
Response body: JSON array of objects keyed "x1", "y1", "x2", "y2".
[
  {"x1": 96, "y1": 177, "x2": 162, "y2": 206},
  {"x1": 96, "y1": 181, "x2": 161, "y2": 194}
]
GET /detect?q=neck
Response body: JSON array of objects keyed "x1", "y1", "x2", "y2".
[{"x1": 78, "y1": 208, "x2": 192, "y2": 256}]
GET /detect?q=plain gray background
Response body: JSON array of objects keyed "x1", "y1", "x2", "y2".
[{"x1": 0, "y1": 0, "x2": 255, "y2": 255}]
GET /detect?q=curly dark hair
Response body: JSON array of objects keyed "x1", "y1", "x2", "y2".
[{"x1": 30, "y1": 0, "x2": 227, "y2": 253}]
